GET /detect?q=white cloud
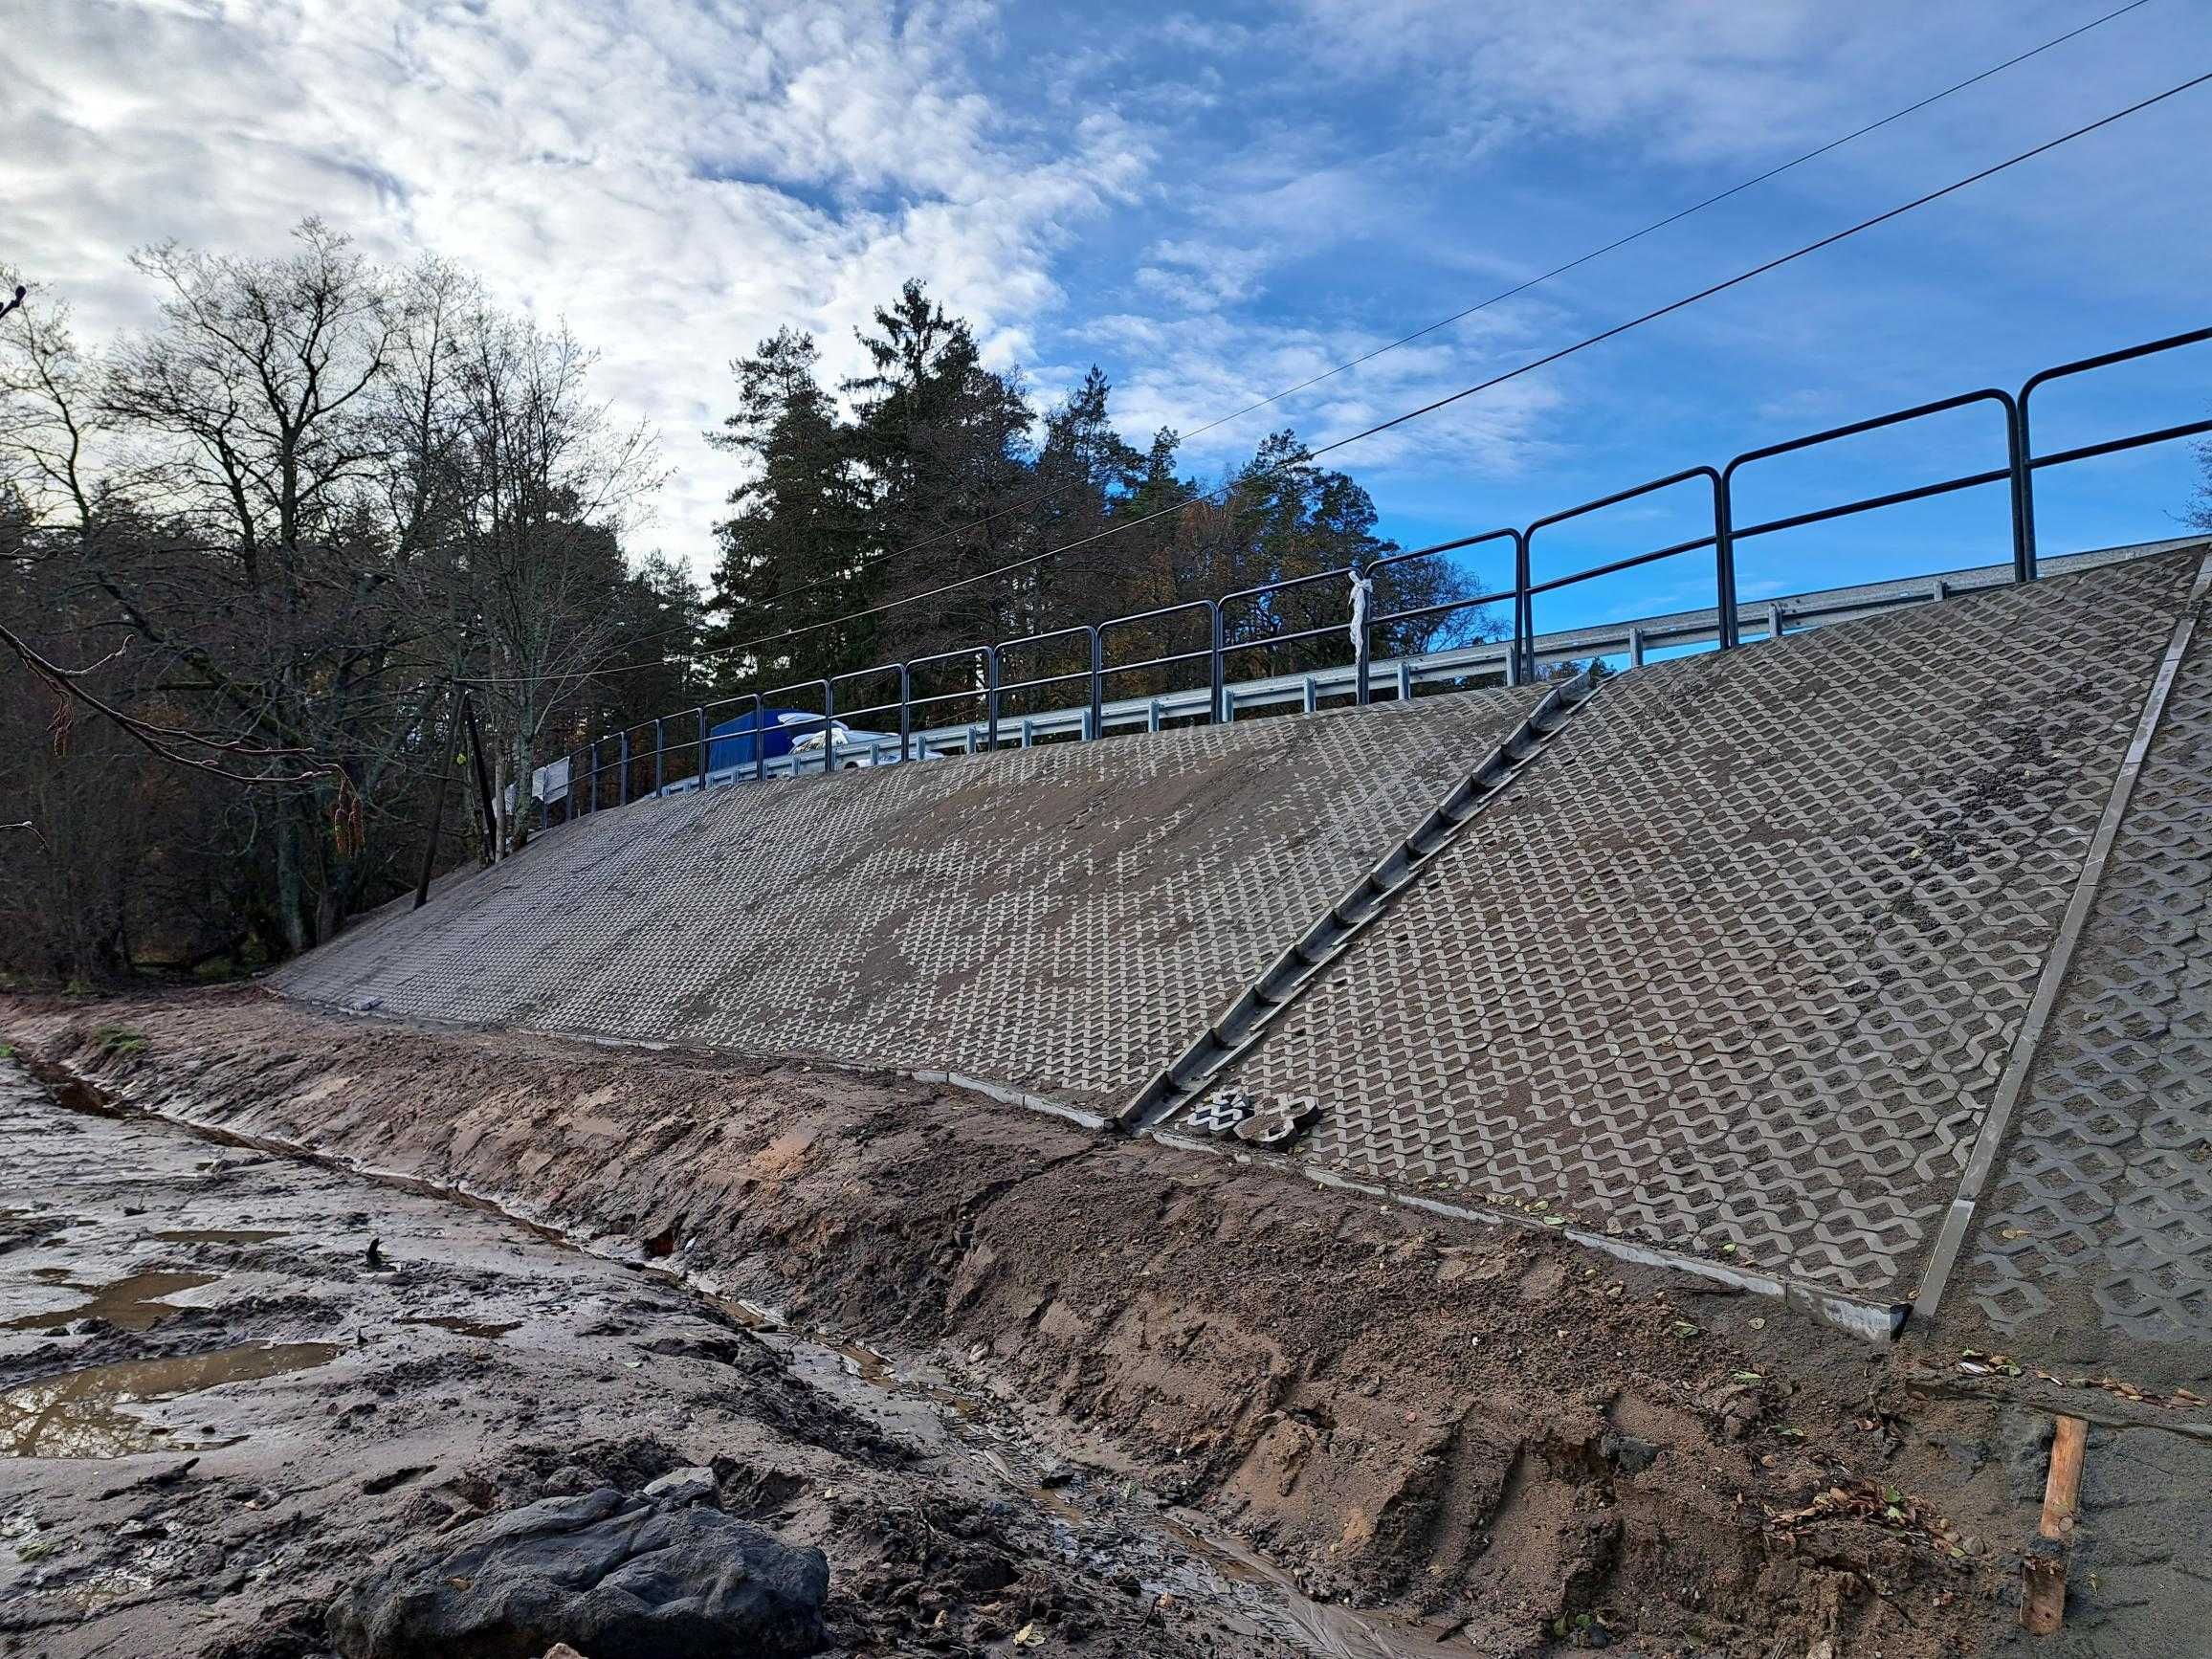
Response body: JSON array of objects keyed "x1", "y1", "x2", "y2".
[
  {"x1": 1065, "y1": 298, "x2": 1569, "y2": 485},
  {"x1": 1292, "y1": 0, "x2": 1848, "y2": 162},
  {"x1": 2, "y1": 0, "x2": 1151, "y2": 575}
]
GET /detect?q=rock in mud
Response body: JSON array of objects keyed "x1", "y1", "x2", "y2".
[
  {"x1": 326, "y1": 1485, "x2": 830, "y2": 1659},
  {"x1": 641, "y1": 1466, "x2": 717, "y2": 1506}
]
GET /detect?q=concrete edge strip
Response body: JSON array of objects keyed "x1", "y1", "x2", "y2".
[
  {"x1": 303, "y1": 999, "x2": 1115, "y2": 1134},
  {"x1": 1115, "y1": 666, "x2": 1604, "y2": 1134},
  {"x1": 1147, "y1": 1129, "x2": 1901, "y2": 1343},
  {"x1": 1910, "y1": 549, "x2": 2212, "y2": 1328}
]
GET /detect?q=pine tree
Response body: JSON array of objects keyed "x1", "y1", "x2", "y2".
[
  {"x1": 844, "y1": 282, "x2": 1034, "y2": 661},
  {"x1": 705, "y1": 328, "x2": 870, "y2": 687}
]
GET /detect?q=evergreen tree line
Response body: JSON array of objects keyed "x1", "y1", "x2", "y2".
[{"x1": 702, "y1": 280, "x2": 1498, "y2": 720}]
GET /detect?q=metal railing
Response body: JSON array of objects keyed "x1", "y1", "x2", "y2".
[{"x1": 551, "y1": 323, "x2": 2211, "y2": 821}]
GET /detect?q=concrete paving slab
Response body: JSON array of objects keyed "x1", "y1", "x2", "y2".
[
  {"x1": 1216, "y1": 549, "x2": 2208, "y2": 1310},
  {"x1": 277, "y1": 686, "x2": 1542, "y2": 1106},
  {"x1": 1942, "y1": 579, "x2": 2212, "y2": 1384}
]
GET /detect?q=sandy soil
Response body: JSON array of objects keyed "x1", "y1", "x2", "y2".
[{"x1": 6, "y1": 988, "x2": 2210, "y2": 1658}]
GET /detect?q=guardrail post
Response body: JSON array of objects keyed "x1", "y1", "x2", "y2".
[
  {"x1": 1087, "y1": 628, "x2": 1104, "y2": 742},
  {"x1": 1512, "y1": 530, "x2": 1532, "y2": 684},
  {"x1": 694, "y1": 706, "x2": 706, "y2": 783},
  {"x1": 750, "y1": 693, "x2": 765, "y2": 782},
  {"x1": 985, "y1": 649, "x2": 1000, "y2": 752},
  {"x1": 588, "y1": 740, "x2": 600, "y2": 814},
  {"x1": 1714, "y1": 472, "x2": 1739, "y2": 652},
  {"x1": 653, "y1": 717, "x2": 664, "y2": 796},
  {"x1": 616, "y1": 729, "x2": 630, "y2": 806},
  {"x1": 2009, "y1": 395, "x2": 2039, "y2": 582},
  {"x1": 1207, "y1": 601, "x2": 1225, "y2": 724},
  {"x1": 898, "y1": 662, "x2": 913, "y2": 763},
  {"x1": 821, "y1": 678, "x2": 836, "y2": 775}
]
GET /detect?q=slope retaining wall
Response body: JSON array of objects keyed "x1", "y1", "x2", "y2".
[{"x1": 279, "y1": 546, "x2": 2212, "y2": 1369}]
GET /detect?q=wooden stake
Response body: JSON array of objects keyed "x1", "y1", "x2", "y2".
[
  {"x1": 2022, "y1": 1413, "x2": 2088, "y2": 1634},
  {"x1": 2039, "y1": 1414, "x2": 2089, "y2": 1541},
  {"x1": 2022, "y1": 1542, "x2": 2067, "y2": 1634}
]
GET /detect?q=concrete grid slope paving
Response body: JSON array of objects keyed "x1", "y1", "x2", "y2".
[
  {"x1": 278, "y1": 684, "x2": 1542, "y2": 1105},
  {"x1": 1216, "y1": 549, "x2": 2207, "y2": 1308},
  {"x1": 1954, "y1": 585, "x2": 2212, "y2": 1380}
]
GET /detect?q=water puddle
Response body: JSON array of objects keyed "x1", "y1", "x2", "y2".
[
  {"x1": 151, "y1": 1228, "x2": 287, "y2": 1246},
  {"x1": 3, "y1": 1271, "x2": 219, "y2": 1333},
  {"x1": 1, "y1": 1342, "x2": 343, "y2": 1458},
  {"x1": 397, "y1": 1315, "x2": 519, "y2": 1339}
]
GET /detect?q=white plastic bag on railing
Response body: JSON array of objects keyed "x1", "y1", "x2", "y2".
[{"x1": 1347, "y1": 567, "x2": 1373, "y2": 655}]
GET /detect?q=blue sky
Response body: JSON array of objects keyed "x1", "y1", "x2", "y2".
[{"x1": 8, "y1": 0, "x2": 2210, "y2": 647}]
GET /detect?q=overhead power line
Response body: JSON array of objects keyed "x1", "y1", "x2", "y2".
[
  {"x1": 475, "y1": 57, "x2": 2211, "y2": 689},
  {"x1": 703, "y1": 0, "x2": 2159, "y2": 615}
]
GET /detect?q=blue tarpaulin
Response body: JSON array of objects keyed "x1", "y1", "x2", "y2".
[{"x1": 705, "y1": 708, "x2": 823, "y2": 772}]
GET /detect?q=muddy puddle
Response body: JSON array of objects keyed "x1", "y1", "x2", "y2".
[
  {"x1": 150, "y1": 1228, "x2": 287, "y2": 1246},
  {"x1": 1, "y1": 1342, "x2": 343, "y2": 1458},
  {"x1": 3, "y1": 1269, "x2": 219, "y2": 1333}
]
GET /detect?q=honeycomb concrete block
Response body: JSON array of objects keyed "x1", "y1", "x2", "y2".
[
  {"x1": 1219, "y1": 550, "x2": 2207, "y2": 1310},
  {"x1": 277, "y1": 686, "x2": 1543, "y2": 1108}
]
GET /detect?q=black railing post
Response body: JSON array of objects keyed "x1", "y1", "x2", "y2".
[
  {"x1": 694, "y1": 706, "x2": 706, "y2": 782},
  {"x1": 821, "y1": 678, "x2": 836, "y2": 774},
  {"x1": 897, "y1": 663, "x2": 913, "y2": 763},
  {"x1": 588, "y1": 741, "x2": 600, "y2": 814},
  {"x1": 1714, "y1": 470, "x2": 1739, "y2": 652},
  {"x1": 1512, "y1": 529, "x2": 1532, "y2": 684},
  {"x1": 2009, "y1": 393, "x2": 2039, "y2": 583},
  {"x1": 616, "y1": 730, "x2": 630, "y2": 806},
  {"x1": 981, "y1": 649, "x2": 997, "y2": 752},
  {"x1": 1206, "y1": 601, "x2": 1225, "y2": 724},
  {"x1": 750, "y1": 694, "x2": 766, "y2": 781},
  {"x1": 1087, "y1": 628, "x2": 1104, "y2": 741},
  {"x1": 653, "y1": 716, "x2": 664, "y2": 797}
]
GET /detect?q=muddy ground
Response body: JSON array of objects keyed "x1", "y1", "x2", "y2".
[{"x1": 5, "y1": 989, "x2": 2209, "y2": 1658}]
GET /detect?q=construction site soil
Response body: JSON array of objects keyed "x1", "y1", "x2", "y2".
[{"x1": 8, "y1": 989, "x2": 2208, "y2": 1658}]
